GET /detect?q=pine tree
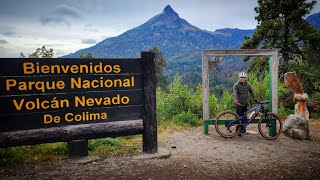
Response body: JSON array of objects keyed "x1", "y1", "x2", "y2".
[
  {"x1": 241, "y1": 0, "x2": 319, "y2": 76},
  {"x1": 79, "y1": 52, "x2": 95, "y2": 58},
  {"x1": 20, "y1": 46, "x2": 54, "y2": 58},
  {"x1": 148, "y1": 47, "x2": 168, "y2": 91}
]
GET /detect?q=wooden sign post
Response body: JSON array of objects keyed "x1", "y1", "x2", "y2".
[{"x1": 0, "y1": 52, "x2": 157, "y2": 154}]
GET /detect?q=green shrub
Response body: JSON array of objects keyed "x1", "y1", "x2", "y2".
[
  {"x1": 279, "y1": 103, "x2": 294, "y2": 116},
  {"x1": 209, "y1": 91, "x2": 219, "y2": 118},
  {"x1": 156, "y1": 75, "x2": 220, "y2": 121},
  {"x1": 88, "y1": 137, "x2": 120, "y2": 151},
  {"x1": 309, "y1": 92, "x2": 320, "y2": 119},
  {"x1": 217, "y1": 90, "x2": 234, "y2": 112},
  {"x1": 248, "y1": 72, "x2": 270, "y2": 103},
  {"x1": 156, "y1": 75, "x2": 192, "y2": 121},
  {"x1": 187, "y1": 84, "x2": 203, "y2": 118},
  {"x1": 156, "y1": 87, "x2": 169, "y2": 122},
  {"x1": 172, "y1": 111, "x2": 200, "y2": 126},
  {"x1": 312, "y1": 92, "x2": 320, "y2": 101}
]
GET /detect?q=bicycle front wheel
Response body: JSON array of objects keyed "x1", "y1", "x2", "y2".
[
  {"x1": 215, "y1": 110, "x2": 241, "y2": 138},
  {"x1": 258, "y1": 112, "x2": 282, "y2": 140}
]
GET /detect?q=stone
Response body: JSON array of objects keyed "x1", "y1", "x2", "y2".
[
  {"x1": 246, "y1": 130, "x2": 258, "y2": 135},
  {"x1": 133, "y1": 148, "x2": 171, "y2": 160},
  {"x1": 283, "y1": 114, "x2": 310, "y2": 140},
  {"x1": 76, "y1": 156, "x2": 102, "y2": 164}
]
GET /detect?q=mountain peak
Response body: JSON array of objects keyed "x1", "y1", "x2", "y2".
[
  {"x1": 133, "y1": 4, "x2": 200, "y2": 32},
  {"x1": 163, "y1": 5, "x2": 178, "y2": 17}
]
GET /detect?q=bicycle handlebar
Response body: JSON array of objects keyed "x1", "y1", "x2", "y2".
[{"x1": 258, "y1": 100, "x2": 270, "y2": 104}]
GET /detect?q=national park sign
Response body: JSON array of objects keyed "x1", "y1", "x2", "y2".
[{"x1": 0, "y1": 52, "x2": 157, "y2": 153}]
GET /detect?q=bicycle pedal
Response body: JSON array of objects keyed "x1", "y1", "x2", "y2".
[{"x1": 266, "y1": 124, "x2": 272, "y2": 128}]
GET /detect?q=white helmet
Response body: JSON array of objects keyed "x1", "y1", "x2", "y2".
[{"x1": 239, "y1": 72, "x2": 247, "y2": 78}]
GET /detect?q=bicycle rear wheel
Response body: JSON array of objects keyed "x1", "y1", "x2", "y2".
[
  {"x1": 258, "y1": 112, "x2": 282, "y2": 140},
  {"x1": 215, "y1": 110, "x2": 241, "y2": 138}
]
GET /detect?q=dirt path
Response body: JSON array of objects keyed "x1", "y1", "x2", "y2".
[{"x1": 1, "y1": 127, "x2": 320, "y2": 180}]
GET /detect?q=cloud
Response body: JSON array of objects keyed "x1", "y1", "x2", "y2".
[
  {"x1": 40, "y1": 16, "x2": 70, "y2": 26},
  {"x1": 0, "y1": 40, "x2": 8, "y2": 44},
  {"x1": 84, "y1": 24, "x2": 100, "y2": 32},
  {"x1": 40, "y1": 4, "x2": 81, "y2": 26},
  {"x1": 1, "y1": 31, "x2": 16, "y2": 36},
  {"x1": 81, "y1": 38, "x2": 97, "y2": 44},
  {"x1": 54, "y1": 4, "x2": 81, "y2": 18}
]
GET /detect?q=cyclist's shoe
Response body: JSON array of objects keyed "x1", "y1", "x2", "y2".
[
  {"x1": 241, "y1": 127, "x2": 246, "y2": 134},
  {"x1": 236, "y1": 125, "x2": 244, "y2": 137},
  {"x1": 236, "y1": 125, "x2": 240, "y2": 132},
  {"x1": 225, "y1": 120, "x2": 232, "y2": 129}
]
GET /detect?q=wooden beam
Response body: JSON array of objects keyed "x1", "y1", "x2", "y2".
[
  {"x1": 202, "y1": 51, "x2": 210, "y2": 121},
  {"x1": 203, "y1": 49, "x2": 278, "y2": 56},
  {"x1": 141, "y1": 52, "x2": 157, "y2": 154},
  {"x1": 0, "y1": 120, "x2": 143, "y2": 148}
]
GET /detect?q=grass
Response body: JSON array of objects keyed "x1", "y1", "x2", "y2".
[
  {"x1": 88, "y1": 136, "x2": 141, "y2": 158},
  {"x1": 0, "y1": 142, "x2": 67, "y2": 165},
  {"x1": 0, "y1": 120, "x2": 198, "y2": 166}
]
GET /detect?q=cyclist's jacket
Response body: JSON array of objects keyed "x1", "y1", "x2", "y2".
[{"x1": 233, "y1": 80, "x2": 257, "y2": 105}]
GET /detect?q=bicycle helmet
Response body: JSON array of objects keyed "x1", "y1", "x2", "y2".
[{"x1": 239, "y1": 72, "x2": 247, "y2": 78}]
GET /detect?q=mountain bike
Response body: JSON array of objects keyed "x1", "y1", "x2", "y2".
[{"x1": 215, "y1": 100, "x2": 282, "y2": 140}]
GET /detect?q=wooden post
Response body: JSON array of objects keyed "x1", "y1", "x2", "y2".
[
  {"x1": 269, "y1": 57, "x2": 276, "y2": 136},
  {"x1": 141, "y1": 52, "x2": 157, "y2": 154},
  {"x1": 269, "y1": 57, "x2": 273, "y2": 112},
  {"x1": 271, "y1": 52, "x2": 279, "y2": 114},
  {"x1": 68, "y1": 139, "x2": 88, "y2": 157},
  {"x1": 202, "y1": 52, "x2": 210, "y2": 121}
]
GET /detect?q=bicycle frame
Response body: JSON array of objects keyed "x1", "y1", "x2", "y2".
[
  {"x1": 224, "y1": 102, "x2": 270, "y2": 130},
  {"x1": 216, "y1": 100, "x2": 281, "y2": 139},
  {"x1": 240, "y1": 103, "x2": 268, "y2": 128}
]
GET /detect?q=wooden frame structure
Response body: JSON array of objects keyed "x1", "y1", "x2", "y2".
[{"x1": 202, "y1": 49, "x2": 279, "y2": 134}]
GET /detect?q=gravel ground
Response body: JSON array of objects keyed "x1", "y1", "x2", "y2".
[{"x1": 1, "y1": 125, "x2": 320, "y2": 180}]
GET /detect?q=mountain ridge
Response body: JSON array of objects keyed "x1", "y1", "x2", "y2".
[
  {"x1": 306, "y1": 12, "x2": 320, "y2": 29},
  {"x1": 64, "y1": 5, "x2": 254, "y2": 60},
  {"x1": 64, "y1": 6, "x2": 319, "y2": 88}
]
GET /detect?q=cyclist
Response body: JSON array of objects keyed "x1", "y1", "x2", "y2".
[{"x1": 233, "y1": 72, "x2": 258, "y2": 135}]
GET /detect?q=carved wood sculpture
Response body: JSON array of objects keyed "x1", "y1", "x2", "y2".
[
  {"x1": 208, "y1": 56, "x2": 223, "y2": 72},
  {"x1": 284, "y1": 72, "x2": 309, "y2": 120}
]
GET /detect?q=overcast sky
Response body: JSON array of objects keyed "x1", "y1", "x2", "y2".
[{"x1": 0, "y1": 0, "x2": 319, "y2": 58}]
